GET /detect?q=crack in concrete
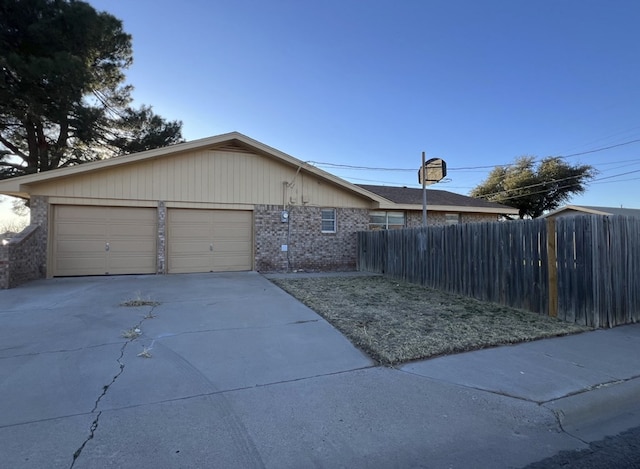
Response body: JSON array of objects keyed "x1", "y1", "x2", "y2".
[
  {"x1": 0, "y1": 341, "x2": 124, "y2": 360},
  {"x1": 151, "y1": 318, "x2": 322, "y2": 340},
  {"x1": 548, "y1": 408, "x2": 590, "y2": 446},
  {"x1": 69, "y1": 306, "x2": 158, "y2": 468},
  {"x1": 62, "y1": 364, "x2": 378, "y2": 416}
]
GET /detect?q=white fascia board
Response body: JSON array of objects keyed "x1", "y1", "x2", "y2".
[{"x1": 376, "y1": 202, "x2": 520, "y2": 215}]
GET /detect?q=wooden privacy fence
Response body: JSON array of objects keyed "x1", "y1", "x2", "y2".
[{"x1": 357, "y1": 215, "x2": 640, "y2": 328}]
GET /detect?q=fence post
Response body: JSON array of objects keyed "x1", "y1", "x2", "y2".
[{"x1": 546, "y1": 218, "x2": 558, "y2": 317}]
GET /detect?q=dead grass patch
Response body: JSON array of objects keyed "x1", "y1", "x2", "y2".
[
  {"x1": 120, "y1": 291, "x2": 161, "y2": 307},
  {"x1": 271, "y1": 276, "x2": 591, "y2": 365},
  {"x1": 121, "y1": 328, "x2": 141, "y2": 339}
]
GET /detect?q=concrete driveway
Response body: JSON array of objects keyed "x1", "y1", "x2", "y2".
[{"x1": 1, "y1": 272, "x2": 637, "y2": 468}]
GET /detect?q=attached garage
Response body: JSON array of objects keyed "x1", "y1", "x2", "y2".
[
  {"x1": 167, "y1": 209, "x2": 252, "y2": 273},
  {"x1": 0, "y1": 132, "x2": 389, "y2": 287},
  {"x1": 53, "y1": 205, "x2": 157, "y2": 276}
]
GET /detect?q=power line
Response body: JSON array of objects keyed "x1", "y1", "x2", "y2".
[
  {"x1": 477, "y1": 169, "x2": 640, "y2": 201},
  {"x1": 591, "y1": 176, "x2": 640, "y2": 185},
  {"x1": 309, "y1": 139, "x2": 640, "y2": 173}
]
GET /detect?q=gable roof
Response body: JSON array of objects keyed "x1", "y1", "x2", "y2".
[
  {"x1": 541, "y1": 205, "x2": 640, "y2": 218},
  {"x1": 357, "y1": 184, "x2": 519, "y2": 215},
  {"x1": 0, "y1": 132, "x2": 388, "y2": 205},
  {"x1": 0, "y1": 132, "x2": 518, "y2": 216}
]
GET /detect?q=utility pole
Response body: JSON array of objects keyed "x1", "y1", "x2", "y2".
[{"x1": 422, "y1": 151, "x2": 427, "y2": 227}]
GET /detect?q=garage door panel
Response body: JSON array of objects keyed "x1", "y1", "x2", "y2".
[
  {"x1": 56, "y1": 239, "x2": 106, "y2": 250},
  {"x1": 214, "y1": 240, "x2": 249, "y2": 252},
  {"x1": 55, "y1": 257, "x2": 107, "y2": 276},
  {"x1": 212, "y1": 255, "x2": 253, "y2": 271},
  {"x1": 109, "y1": 225, "x2": 156, "y2": 238},
  {"x1": 109, "y1": 254, "x2": 156, "y2": 274},
  {"x1": 170, "y1": 257, "x2": 212, "y2": 272},
  {"x1": 112, "y1": 209, "x2": 156, "y2": 222},
  {"x1": 108, "y1": 240, "x2": 155, "y2": 254},
  {"x1": 170, "y1": 242, "x2": 211, "y2": 255},
  {"x1": 55, "y1": 223, "x2": 106, "y2": 237}
]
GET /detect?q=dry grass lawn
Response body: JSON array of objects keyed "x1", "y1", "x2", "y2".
[{"x1": 271, "y1": 275, "x2": 591, "y2": 365}]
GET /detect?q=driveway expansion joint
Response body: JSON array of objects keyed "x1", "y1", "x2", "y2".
[{"x1": 69, "y1": 305, "x2": 158, "y2": 468}]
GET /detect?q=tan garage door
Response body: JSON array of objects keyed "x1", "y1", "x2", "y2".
[
  {"x1": 53, "y1": 205, "x2": 156, "y2": 276},
  {"x1": 168, "y1": 209, "x2": 252, "y2": 273}
]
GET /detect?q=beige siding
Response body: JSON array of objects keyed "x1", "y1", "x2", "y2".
[
  {"x1": 30, "y1": 150, "x2": 371, "y2": 208},
  {"x1": 53, "y1": 206, "x2": 156, "y2": 276},
  {"x1": 167, "y1": 209, "x2": 252, "y2": 273}
]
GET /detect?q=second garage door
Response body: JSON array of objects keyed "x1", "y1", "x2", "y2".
[{"x1": 167, "y1": 209, "x2": 253, "y2": 273}]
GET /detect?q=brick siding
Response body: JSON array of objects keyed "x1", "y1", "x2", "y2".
[
  {"x1": 255, "y1": 205, "x2": 369, "y2": 272},
  {"x1": 406, "y1": 211, "x2": 497, "y2": 227},
  {"x1": 157, "y1": 201, "x2": 166, "y2": 274},
  {"x1": 0, "y1": 195, "x2": 49, "y2": 289}
]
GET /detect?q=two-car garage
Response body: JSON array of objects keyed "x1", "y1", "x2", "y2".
[{"x1": 52, "y1": 205, "x2": 253, "y2": 277}]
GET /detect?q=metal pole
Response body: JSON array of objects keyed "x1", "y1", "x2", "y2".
[{"x1": 422, "y1": 151, "x2": 427, "y2": 227}]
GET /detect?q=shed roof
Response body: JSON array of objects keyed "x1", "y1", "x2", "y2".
[{"x1": 541, "y1": 205, "x2": 640, "y2": 218}]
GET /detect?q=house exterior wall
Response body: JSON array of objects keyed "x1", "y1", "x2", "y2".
[
  {"x1": 405, "y1": 211, "x2": 497, "y2": 227},
  {"x1": 3, "y1": 148, "x2": 377, "y2": 283},
  {"x1": 255, "y1": 205, "x2": 369, "y2": 272},
  {"x1": 28, "y1": 150, "x2": 372, "y2": 209}
]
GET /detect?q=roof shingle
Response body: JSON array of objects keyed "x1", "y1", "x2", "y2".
[{"x1": 356, "y1": 184, "x2": 515, "y2": 210}]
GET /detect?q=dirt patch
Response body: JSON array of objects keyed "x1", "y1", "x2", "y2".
[{"x1": 271, "y1": 275, "x2": 591, "y2": 365}]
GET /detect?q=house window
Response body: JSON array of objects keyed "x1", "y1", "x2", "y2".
[
  {"x1": 321, "y1": 209, "x2": 336, "y2": 233},
  {"x1": 445, "y1": 213, "x2": 460, "y2": 225},
  {"x1": 369, "y1": 211, "x2": 405, "y2": 230}
]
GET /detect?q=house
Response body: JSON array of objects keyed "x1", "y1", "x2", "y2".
[
  {"x1": 0, "y1": 132, "x2": 518, "y2": 287},
  {"x1": 357, "y1": 184, "x2": 517, "y2": 228},
  {"x1": 541, "y1": 205, "x2": 640, "y2": 219}
]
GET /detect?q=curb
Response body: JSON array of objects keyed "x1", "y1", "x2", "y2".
[{"x1": 543, "y1": 376, "x2": 640, "y2": 442}]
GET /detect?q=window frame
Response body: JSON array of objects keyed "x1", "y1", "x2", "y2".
[
  {"x1": 321, "y1": 208, "x2": 337, "y2": 233},
  {"x1": 445, "y1": 213, "x2": 460, "y2": 225},
  {"x1": 369, "y1": 211, "x2": 406, "y2": 230}
]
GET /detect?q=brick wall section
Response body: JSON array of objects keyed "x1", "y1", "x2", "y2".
[
  {"x1": 157, "y1": 201, "x2": 166, "y2": 274},
  {"x1": 0, "y1": 238, "x2": 8, "y2": 288},
  {"x1": 0, "y1": 195, "x2": 49, "y2": 289},
  {"x1": 30, "y1": 195, "x2": 48, "y2": 276},
  {"x1": 0, "y1": 225, "x2": 41, "y2": 288},
  {"x1": 406, "y1": 211, "x2": 497, "y2": 227},
  {"x1": 254, "y1": 205, "x2": 369, "y2": 272}
]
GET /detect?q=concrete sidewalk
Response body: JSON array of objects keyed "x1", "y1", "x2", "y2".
[
  {"x1": 0, "y1": 272, "x2": 639, "y2": 468},
  {"x1": 401, "y1": 323, "x2": 640, "y2": 443}
]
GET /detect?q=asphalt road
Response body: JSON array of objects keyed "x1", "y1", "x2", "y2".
[{"x1": 524, "y1": 425, "x2": 640, "y2": 468}]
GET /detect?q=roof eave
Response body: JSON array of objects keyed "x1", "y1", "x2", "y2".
[
  {"x1": 540, "y1": 205, "x2": 610, "y2": 218},
  {"x1": 0, "y1": 132, "x2": 390, "y2": 205},
  {"x1": 376, "y1": 202, "x2": 519, "y2": 214}
]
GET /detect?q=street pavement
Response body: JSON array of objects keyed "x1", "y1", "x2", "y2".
[{"x1": 0, "y1": 272, "x2": 639, "y2": 468}]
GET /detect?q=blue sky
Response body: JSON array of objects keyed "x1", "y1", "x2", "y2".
[{"x1": 2, "y1": 0, "x2": 640, "y2": 223}]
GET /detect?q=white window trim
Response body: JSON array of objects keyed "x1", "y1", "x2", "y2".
[{"x1": 321, "y1": 208, "x2": 337, "y2": 233}]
